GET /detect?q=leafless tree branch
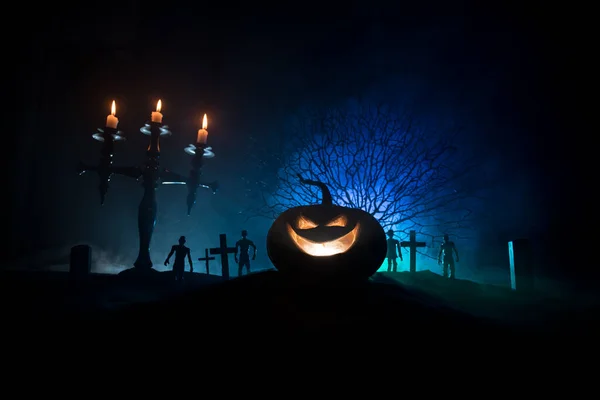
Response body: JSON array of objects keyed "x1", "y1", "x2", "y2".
[{"x1": 242, "y1": 99, "x2": 481, "y2": 240}]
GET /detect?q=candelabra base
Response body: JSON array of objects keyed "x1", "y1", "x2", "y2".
[
  {"x1": 133, "y1": 260, "x2": 154, "y2": 269},
  {"x1": 117, "y1": 266, "x2": 162, "y2": 281},
  {"x1": 133, "y1": 243, "x2": 155, "y2": 271}
]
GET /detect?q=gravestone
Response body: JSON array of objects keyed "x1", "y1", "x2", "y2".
[
  {"x1": 209, "y1": 234, "x2": 236, "y2": 280},
  {"x1": 508, "y1": 239, "x2": 534, "y2": 291},
  {"x1": 70, "y1": 244, "x2": 91, "y2": 279},
  {"x1": 400, "y1": 230, "x2": 427, "y2": 273}
]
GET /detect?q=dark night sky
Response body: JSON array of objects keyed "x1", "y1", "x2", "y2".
[{"x1": 10, "y1": 2, "x2": 593, "y2": 282}]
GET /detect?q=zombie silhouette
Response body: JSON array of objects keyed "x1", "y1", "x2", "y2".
[
  {"x1": 386, "y1": 229, "x2": 403, "y2": 272},
  {"x1": 438, "y1": 234, "x2": 459, "y2": 279},
  {"x1": 164, "y1": 235, "x2": 193, "y2": 281},
  {"x1": 235, "y1": 230, "x2": 256, "y2": 277}
]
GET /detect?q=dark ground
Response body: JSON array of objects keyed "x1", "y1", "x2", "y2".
[
  {"x1": 1, "y1": 268, "x2": 593, "y2": 388},
  {"x1": 0, "y1": 269, "x2": 596, "y2": 381},
  {"x1": 2, "y1": 268, "x2": 598, "y2": 356}
]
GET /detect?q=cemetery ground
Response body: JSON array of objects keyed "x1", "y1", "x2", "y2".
[{"x1": 1, "y1": 266, "x2": 598, "y2": 352}]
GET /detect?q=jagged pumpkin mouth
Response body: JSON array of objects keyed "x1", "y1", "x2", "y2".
[{"x1": 286, "y1": 223, "x2": 360, "y2": 256}]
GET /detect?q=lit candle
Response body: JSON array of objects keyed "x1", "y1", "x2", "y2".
[
  {"x1": 197, "y1": 113, "x2": 208, "y2": 144},
  {"x1": 106, "y1": 100, "x2": 119, "y2": 129},
  {"x1": 151, "y1": 99, "x2": 163, "y2": 123}
]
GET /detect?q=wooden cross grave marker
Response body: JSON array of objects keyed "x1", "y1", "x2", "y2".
[
  {"x1": 209, "y1": 233, "x2": 236, "y2": 280},
  {"x1": 198, "y1": 248, "x2": 216, "y2": 275},
  {"x1": 400, "y1": 230, "x2": 427, "y2": 273}
]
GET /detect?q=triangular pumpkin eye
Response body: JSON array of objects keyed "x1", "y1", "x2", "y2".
[
  {"x1": 325, "y1": 215, "x2": 348, "y2": 227},
  {"x1": 297, "y1": 215, "x2": 318, "y2": 229}
]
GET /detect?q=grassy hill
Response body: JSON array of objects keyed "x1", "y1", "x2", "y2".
[{"x1": 376, "y1": 271, "x2": 599, "y2": 331}]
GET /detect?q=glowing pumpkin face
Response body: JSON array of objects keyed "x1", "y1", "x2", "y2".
[
  {"x1": 266, "y1": 175, "x2": 387, "y2": 281},
  {"x1": 287, "y1": 213, "x2": 360, "y2": 256}
]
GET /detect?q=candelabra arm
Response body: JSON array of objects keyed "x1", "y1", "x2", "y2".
[
  {"x1": 186, "y1": 178, "x2": 219, "y2": 216},
  {"x1": 198, "y1": 180, "x2": 219, "y2": 193},
  {"x1": 160, "y1": 168, "x2": 187, "y2": 184},
  {"x1": 112, "y1": 166, "x2": 143, "y2": 180},
  {"x1": 77, "y1": 161, "x2": 97, "y2": 175},
  {"x1": 79, "y1": 127, "x2": 126, "y2": 205}
]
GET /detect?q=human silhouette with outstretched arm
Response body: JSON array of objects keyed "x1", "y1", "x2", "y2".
[
  {"x1": 386, "y1": 229, "x2": 403, "y2": 272},
  {"x1": 438, "y1": 234, "x2": 459, "y2": 279},
  {"x1": 164, "y1": 235, "x2": 193, "y2": 281},
  {"x1": 235, "y1": 230, "x2": 256, "y2": 277}
]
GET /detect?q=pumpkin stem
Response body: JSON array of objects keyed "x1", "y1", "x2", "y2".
[{"x1": 297, "y1": 174, "x2": 333, "y2": 205}]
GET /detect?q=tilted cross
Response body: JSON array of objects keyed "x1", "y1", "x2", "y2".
[
  {"x1": 209, "y1": 234, "x2": 236, "y2": 280},
  {"x1": 198, "y1": 248, "x2": 216, "y2": 275},
  {"x1": 400, "y1": 230, "x2": 427, "y2": 273}
]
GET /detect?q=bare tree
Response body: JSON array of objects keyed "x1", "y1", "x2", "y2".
[{"x1": 244, "y1": 99, "x2": 480, "y2": 241}]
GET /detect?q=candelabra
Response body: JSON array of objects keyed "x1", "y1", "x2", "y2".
[{"x1": 78, "y1": 102, "x2": 218, "y2": 271}]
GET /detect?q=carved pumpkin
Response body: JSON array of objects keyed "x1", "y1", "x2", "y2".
[{"x1": 266, "y1": 175, "x2": 387, "y2": 280}]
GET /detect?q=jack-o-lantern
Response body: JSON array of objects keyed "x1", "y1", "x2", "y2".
[{"x1": 266, "y1": 174, "x2": 387, "y2": 281}]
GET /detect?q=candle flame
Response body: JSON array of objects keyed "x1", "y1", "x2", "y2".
[
  {"x1": 156, "y1": 99, "x2": 162, "y2": 113},
  {"x1": 202, "y1": 114, "x2": 208, "y2": 130},
  {"x1": 111, "y1": 100, "x2": 116, "y2": 116}
]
